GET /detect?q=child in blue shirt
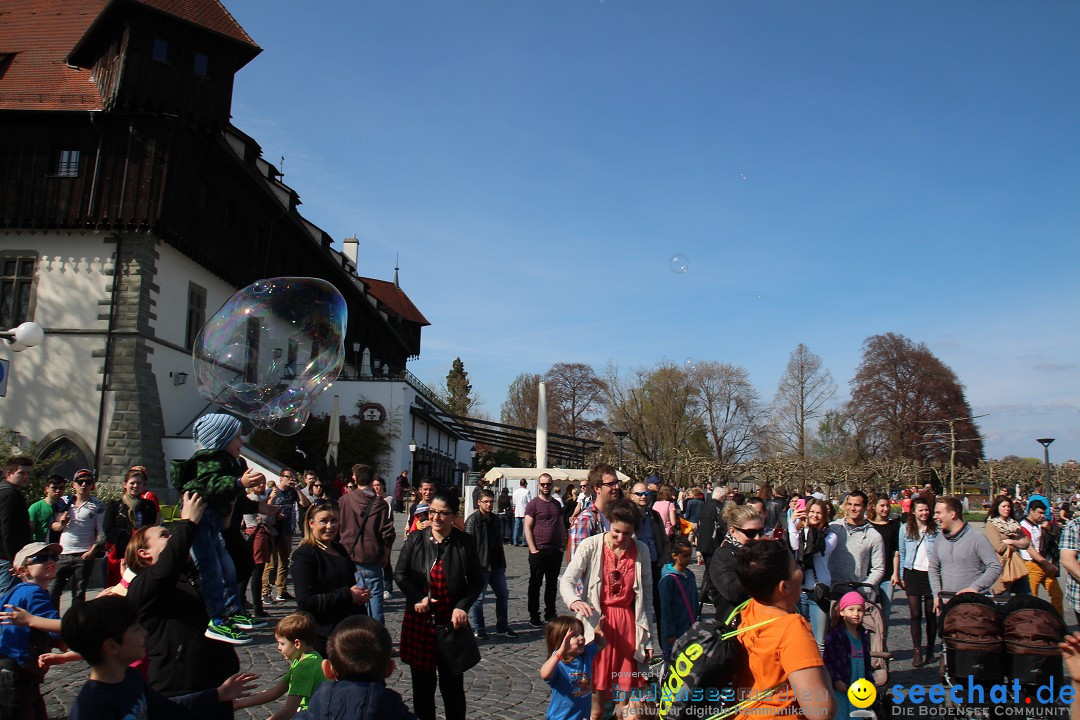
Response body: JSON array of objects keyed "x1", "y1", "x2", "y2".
[
  {"x1": 658, "y1": 537, "x2": 699, "y2": 660},
  {"x1": 0, "y1": 541, "x2": 64, "y2": 719},
  {"x1": 540, "y1": 615, "x2": 606, "y2": 720}
]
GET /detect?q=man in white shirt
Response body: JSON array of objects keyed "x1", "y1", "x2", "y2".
[
  {"x1": 1020, "y1": 499, "x2": 1063, "y2": 615},
  {"x1": 49, "y1": 469, "x2": 105, "y2": 607},
  {"x1": 511, "y1": 479, "x2": 532, "y2": 547}
]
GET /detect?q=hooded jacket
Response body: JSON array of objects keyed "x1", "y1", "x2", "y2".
[
  {"x1": 169, "y1": 449, "x2": 246, "y2": 512},
  {"x1": 306, "y1": 679, "x2": 417, "y2": 720},
  {"x1": 338, "y1": 487, "x2": 395, "y2": 566},
  {"x1": 659, "y1": 563, "x2": 699, "y2": 646},
  {"x1": 827, "y1": 520, "x2": 886, "y2": 586}
]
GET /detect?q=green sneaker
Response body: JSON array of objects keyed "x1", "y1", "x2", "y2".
[
  {"x1": 205, "y1": 619, "x2": 252, "y2": 645},
  {"x1": 229, "y1": 613, "x2": 267, "y2": 631}
]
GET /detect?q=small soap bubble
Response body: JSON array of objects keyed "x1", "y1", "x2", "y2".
[
  {"x1": 739, "y1": 173, "x2": 747, "y2": 181},
  {"x1": 193, "y1": 277, "x2": 347, "y2": 435},
  {"x1": 684, "y1": 357, "x2": 698, "y2": 372},
  {"x1": 669, "y1": 253, "x2": 689, "y2": 274}
]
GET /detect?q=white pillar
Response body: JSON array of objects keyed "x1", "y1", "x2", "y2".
[{"x1": 536, "y1": 381, "x2": 548, "y2": 470}]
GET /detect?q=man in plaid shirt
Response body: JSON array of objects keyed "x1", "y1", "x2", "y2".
[
  {"x1": 1058, "y1": 512, "x2": 1080, "y2": 617},
  {"x1": 567, "y1": 463, "x2": 623, "y2": 559}
]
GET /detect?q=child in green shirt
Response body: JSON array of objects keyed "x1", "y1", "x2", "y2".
[{"x1": 234, "y1": 612, "x2": 327, "y2": 719}]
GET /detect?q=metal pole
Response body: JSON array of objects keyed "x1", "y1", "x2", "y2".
[{"x1": 1037, "y1": 438, "x2": 1055, "y2": 498}]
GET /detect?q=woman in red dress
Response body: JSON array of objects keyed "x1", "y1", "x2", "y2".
[{"x1": 560, "y1": 498, "x2": 657, "y2": 720}]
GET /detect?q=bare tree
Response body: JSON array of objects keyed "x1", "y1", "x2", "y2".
[
  {"x1": 688, "y1": 361, "x2": 764, "y2": 466},
  {"x1": 772, "y1": 343, "x2": 836, "y2": 460},
  {"x1": 848, "y1": 333, "x2": 984, "y2": 466},
  {"x1": 603, "y1": 362, "x2": 702, "y2": 467},
  {"x1": 500, "y1": 372, "x2": 541, "y2": 428},
  {"x1": 544, "y1": 362, "x2": 607, "y2": 438}
]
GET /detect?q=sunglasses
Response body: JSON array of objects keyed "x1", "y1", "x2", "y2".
[
  {"x1": 601, "y1": 481, "x2": 621, "y2": 489},
  {"x1": 735, "y1": 527, "x2": 763, "y2": 539},
  {"x1": 608, "y1": 568, "x2": 623, "y2": 595},
  {"x1": 538, "y1": 483, "x2": 551, "y2": 488},
  {"x1": 27, "y1": 553, "x2": 59, "y2": 565},
  {"x1": 632, "y1": 491, "x2": 649, "y2": 497},
  {"x1": 74, "y1": 480, "x2": 94, "y2": 486}
]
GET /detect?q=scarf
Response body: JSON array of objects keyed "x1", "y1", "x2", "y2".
[
  {"x1": 723, "y1": 530, "x2": 743, "y2": 548},
  {"x1": 988, "y1": 515, "x2": 1021, "y2": 538}
]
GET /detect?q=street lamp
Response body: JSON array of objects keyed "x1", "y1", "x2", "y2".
[
  {"x1": 1037, "y1": 438, "x2": 1055, "y2": 497},
  {"x1": 1, "y1": 321, "x2": 44, "y2": 352},
  {"x1": 612, "y1": 430, "x2": 629, "y2": 471}
]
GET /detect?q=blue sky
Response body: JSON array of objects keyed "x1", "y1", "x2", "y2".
[{"x1": 224, "y1": 0, "x2": 1080, "y2": 461}]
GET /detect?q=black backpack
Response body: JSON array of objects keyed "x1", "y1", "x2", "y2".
[{"x1": 658, "y1": 600, "x2": 779, "y2": 720}]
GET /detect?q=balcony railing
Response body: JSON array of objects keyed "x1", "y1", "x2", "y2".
[{"x1": 337, "y1": 365, "x2": 449, "y2": 413}]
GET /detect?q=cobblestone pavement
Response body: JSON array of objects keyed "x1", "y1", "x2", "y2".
[{"x1": 41, "y1": 520, "x2": 1075, "y2": 719}]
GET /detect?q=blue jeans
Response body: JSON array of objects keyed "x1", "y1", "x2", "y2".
[
  {"x1": 470, "y1": 568, "x2": 510, "y2": 633},
  {"x1": 513, "y1": 518, "x2": 526, "y2": 546},
  {"x1": 878, "y1": 580, "x2": 893, "y2": 636},
  {"x1": 354, "y1": 563, "x2": 385, "y2": 625},
  {"x1": 189, "y1": 505, "x2": 241, "y2": 621},
  {"x1": 798, "y1": 589, "x2": 829, "y2": 650},
  {"x1": 0, "y1": 559, "x2": 13, "y2": 597}
]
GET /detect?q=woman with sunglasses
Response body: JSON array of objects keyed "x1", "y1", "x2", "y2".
[
  {"x1": 291, "y1": 500, "x2": 371, "y2": 656},
  {"x1": 790, "y1": 497, "x2": 837, "y2": 650},
  {"x1": 395, "y1": 492, "x2": 484, "y2": 720},
  {"x1": 560, "y1": 498, "x2": 657, "y2": 720},
  {"x1": 708, "y1": 503, "x2": 768, "y2": 623},
  {"x1": 125, "y1": 492, "x2": 244, "y2": 710}
]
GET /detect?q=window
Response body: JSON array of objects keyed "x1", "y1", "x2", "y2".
[
  {"x1": 185, "y1": 283, "x2": 206, "y2": 349},
  {"x1": 152, "y1": 37, "x2": 169, "y2": 64},
  {"x1": 56, "y1": 149, "x2": 80, "y2": 177},
  {"x1": 1, "y1": 255, "x2": 36, "y2": 328},
  {"x1": 193, "y1": 52, "x2": 209, "y2": 78}
]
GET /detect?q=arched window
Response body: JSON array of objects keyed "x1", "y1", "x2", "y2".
[{"x1": 35, "y1": 433, "x2": 93, "y2": 479}]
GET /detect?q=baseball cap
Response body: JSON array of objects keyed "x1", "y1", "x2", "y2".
[{"x1": 14, "y1": 542, "x2": 62, "y2": 568}]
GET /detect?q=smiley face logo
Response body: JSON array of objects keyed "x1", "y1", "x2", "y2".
[{"x1": 848, "y1": 678, "x2": 876, "y2": 709}]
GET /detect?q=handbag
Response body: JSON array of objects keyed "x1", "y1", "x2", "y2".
[{"x1": 434, "y1": 621, "x2": 481, "y2": 674}]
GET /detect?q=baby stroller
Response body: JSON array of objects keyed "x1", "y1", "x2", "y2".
[
  {"x1": 939, "y1": 592, "x2": 1065, "y2": 707},
  {"x1": 829, "y1": 581, "x2": 893, "y2": 715}
]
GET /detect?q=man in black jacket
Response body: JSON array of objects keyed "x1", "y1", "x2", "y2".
[
  {"x1": 695, "y1": 485, "x2": 728, "y2": 614},
  {"x1": 630, "y1": 480, "x2": 670, "y2": 638},
  {"x1": 0, "y1": 457, "x2": 33, "y2": 596},
  {"x1": 465, "y1": 489, "x2": 516, "y2": 639}
]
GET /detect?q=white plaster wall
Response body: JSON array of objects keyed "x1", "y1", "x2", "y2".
[
  {"x1": 0, "y1": 232, "x2": 113, "y2": 452},
  {"x1": 151, "y1": 242, "x2": 240, "y2": 439}
]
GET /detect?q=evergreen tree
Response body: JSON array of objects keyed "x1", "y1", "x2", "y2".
[{"x1": 445, "y1": 357, "x2": 475, "y2": 416}]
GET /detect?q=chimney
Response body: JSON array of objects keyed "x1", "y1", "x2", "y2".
[{"x1": 343, "y1": 236, "x2": 359, "y2": 270}]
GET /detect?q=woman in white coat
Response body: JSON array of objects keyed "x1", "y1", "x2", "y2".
[{"x1": 560, "y1": 498, "x2": 657, "y2": 720}]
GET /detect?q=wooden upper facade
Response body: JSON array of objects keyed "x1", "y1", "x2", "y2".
[{"x1": 0, "y1": 0, "x2": 426, "y2": 365}]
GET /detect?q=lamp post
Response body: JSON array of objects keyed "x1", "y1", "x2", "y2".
[
  {"x1": 408, "y1": 437, "x2": 417, "y2": 482},
  {"x1": 612, "y1": 430, "x2": 629, "y2": 471},
  {"x1": 1037, "y1": 438, "x2": 1055, "y2": 497}
]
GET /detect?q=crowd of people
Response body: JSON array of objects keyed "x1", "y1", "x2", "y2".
[{"x1": 2, "y1": 421, "x2": 1079, "y2": 720}]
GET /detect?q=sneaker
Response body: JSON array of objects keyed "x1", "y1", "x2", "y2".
[
  {"x1": 263, "y1": 593, "x2": 279, "y2": 604},
  {"x1": 496, "y1": 628, "x2": 518, "y2": 638},
  {"x1": 383, "y1": 590, "x2": 392, "y2": 601},
  {"x1": 278, "y1": 590, "x2": 294, "y2": 601},
  {"x1": 528, "y1": 619, "x2": 544, "y2": 628},
  {"x1": 474, "y1": 630, "x2": 488, "y2": 640},
  {"x1": 205, "y1": 620, "x2": 252, "y2": 645},
  {"x1": 230, "y1": 613, "x2": 267, "y2": 630}
]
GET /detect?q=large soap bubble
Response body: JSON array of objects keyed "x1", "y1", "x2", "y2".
[
  {"x1": 669, "y1": 253, "x2": 689, "y2": 274},
  {"x1": 193, "y1": 277, "x2": 346, "y2": 435}
]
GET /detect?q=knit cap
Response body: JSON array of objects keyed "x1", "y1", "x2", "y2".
[
  {"x1": 838, "y1": 591, "x2": 865, "y2": 611},
  {"x1": 193, "y1": 413, "x2": 243, "y2": 451}
]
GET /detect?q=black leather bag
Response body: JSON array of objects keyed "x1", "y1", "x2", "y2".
[{"x1": 434, "y1": 622, "x2": 481, "y2": 674}]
